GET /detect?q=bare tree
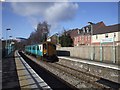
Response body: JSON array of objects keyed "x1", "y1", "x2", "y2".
[{"x1": 28, "y1": 21, "x2": 51, "y2": 45}]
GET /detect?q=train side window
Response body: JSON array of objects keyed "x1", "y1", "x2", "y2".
[
  {"x1": 37, "y1": 46, "x2": 39, "y2": 50},
  {"x1": 40, "y1": 46, "x2": 41, "y2": 50},
  {"x1": 33, "y1": 46, "x2": 35, "y2": 50},
  {"x1": 43, "y1": 44, "x2": 47, "y2": 49}
]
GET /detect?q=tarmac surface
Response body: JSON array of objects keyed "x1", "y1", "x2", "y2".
[{"x1": 2, "y1": 52, "x2": 20, "y2": 90}]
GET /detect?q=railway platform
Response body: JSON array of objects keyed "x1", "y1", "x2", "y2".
[
  {"x1": 14, "y1": 50, "x2": 52, "y2": 89},
  {"x1": 2, "y1": 51, "x2": 52, "y2": 89},
  {"x1": 58, "y1": 56, "x2": 120, "y2": 70},
  {"x1": 2, "y1": 51, "x2": 20, "y2": 89},
  {"x1": 58, "y1": 56, "x2": 120, "y2": 85}
]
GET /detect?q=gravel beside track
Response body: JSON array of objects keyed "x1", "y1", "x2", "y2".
[{"x1": 22, "y1": 51, "x2": 119, "y2": 90}]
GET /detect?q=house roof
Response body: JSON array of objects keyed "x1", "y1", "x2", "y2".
[
  {"x1": 64, "y1": 22, "x2": 120, "y2": 38},
  {"x1": 93, "y1": 24, "x2": 120, "y2": 35},
  {"x1": 66, "y1": 28, "x2": 80, "y2": 39}
]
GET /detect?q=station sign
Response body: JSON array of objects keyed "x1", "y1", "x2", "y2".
[{"x1": 100, "y1": 38, "x2": 114, "y2": 43}]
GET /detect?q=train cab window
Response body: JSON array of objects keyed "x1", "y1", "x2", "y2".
[
  {"x1": 51, "y1": 44, "x2": 56, "y2": 49},
  {"x1": 43, "y1": 44, "x2": 47, "y2": 49},
  {"x1": 53, "y1": 44, "x2": 56, "y2": 49}
]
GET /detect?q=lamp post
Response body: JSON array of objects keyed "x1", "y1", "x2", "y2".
[
  {"x1": 88, "y1": 22, "x2": 94, "y2": 60},
  {"x1": 6, "y1": 28, "x2": 11, "y2": 55},
  {"x1": 88, "y1": 22, "x2": 94, "y2": 45},
  {"x1": 55, "y1": 33, "x2": 59, "y2": 45},
  {"x1": 9, "y1": 36, "x2": 12, "y2": 53}
]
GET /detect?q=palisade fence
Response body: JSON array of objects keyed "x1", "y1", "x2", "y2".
[{"x1": 57, "y1": 46, "x2": 120, "y2": 65}]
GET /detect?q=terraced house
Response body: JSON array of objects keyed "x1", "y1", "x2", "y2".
[
  {"x1": 92, "y1": 23, "x2": 120, "y2": 46},
  {"x1": 74, "y1": 21, "x2": 120, "y2": 46}
]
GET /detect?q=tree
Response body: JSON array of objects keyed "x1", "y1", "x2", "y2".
[
  {"x1": 36, "y1": 21, "x2": 51, "y2": 43},
  {"x1": 59, "y1": 33, "x2": 73, "y2": 47}
]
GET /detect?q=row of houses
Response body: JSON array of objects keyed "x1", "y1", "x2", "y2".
[
  {"x1": 48, "y1": 21, "x2": 120, "y2": 46},
  {"x1": 74, "y1": 21, "x2": 120, "y2": 46}
]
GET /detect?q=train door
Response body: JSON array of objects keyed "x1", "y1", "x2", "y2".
[{"x1": 48, "y1": 43, "x2": 56, "y2": 56}]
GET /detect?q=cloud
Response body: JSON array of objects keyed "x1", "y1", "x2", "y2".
[
  {"x1": 7, "y1": 0, "x2": 69, "y2": 2},
  {"x1": 45, "y1": 2, "x2": 78, "y2": 23},
  {"x1": 10, "y1": 2, "x2": 79, "y2": 32}
]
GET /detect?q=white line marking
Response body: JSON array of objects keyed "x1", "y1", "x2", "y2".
[{"x1": 59, "y1": 56, "x2": 120, "y2": 71}]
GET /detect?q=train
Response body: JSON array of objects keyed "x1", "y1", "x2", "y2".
[{"x1": 25, "y1": 41, "x2": 59, "y2": 62}]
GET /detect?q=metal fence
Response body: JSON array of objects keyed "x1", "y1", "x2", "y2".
[{"x1": 57, "y1": 46, "x2": 120, "y2": 65}]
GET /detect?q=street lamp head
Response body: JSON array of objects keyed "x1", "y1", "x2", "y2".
[
  {"x1": 9, "y1": 36, "x2": 12, "y2": 38},
  {"x1": 88, "y1": 22, "x2": 94, "y2": 25},
  {"x1": 56, "y1": 33, "x2": 59, "y2": 35},
  {"x1": 6, "y1": 28, "x2": 11, "y2": 31}
]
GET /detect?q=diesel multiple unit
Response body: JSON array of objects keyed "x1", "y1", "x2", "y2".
[{"x1": 25, "y1": 41, "x2": 58, "y2": 62}]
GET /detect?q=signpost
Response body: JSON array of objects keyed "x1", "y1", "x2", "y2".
[
  {"x1": 100, "y1": 38, "x2": 113, "y2": 43},
  {"x1": 100, "y1": 38, "x2": 115, "y2": 63}
]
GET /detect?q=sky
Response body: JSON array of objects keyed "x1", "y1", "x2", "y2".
[{"x1": 1, "y1": 1, "x2": 119, "y2": 40}]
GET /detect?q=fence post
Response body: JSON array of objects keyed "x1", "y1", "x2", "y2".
[
  {"x1": 113, "y1": 46, "x2": 116, "y2": 63},
  {"x1": 112, "y1": 38, "x2": 115, "y2": 63},
  {"x1": 100, "y1": 44, "x2": 102, "y2": 62},
  {"x1": 91, "y1": 46, "x2": 93, "y2": 60}
]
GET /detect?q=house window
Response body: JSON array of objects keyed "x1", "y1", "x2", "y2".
[
  {"x1": 88, "y1": 36, "x2": 89, "y2": 40},
  {"x1": 105, "y1": 33, "x2": 108, "y2": 38},
  {"x1": 96, "y1": 35, "x2": 98, "y2": 39},
  {"x1": 83, "y1": 28, "x2": 85, "y2": 33},
  {"x1": 114, "y1": 33, "x2": 116, "y2": 37},
  {"x1": 77, "y1": 30, "x2": 80, "y2": 34},
  {"x1": 86, "y1": 27, "x2": 89, "y2": 33}
]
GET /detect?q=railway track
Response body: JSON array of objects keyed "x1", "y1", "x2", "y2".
[
  {"x1": 20, "y1": 51, "x2": 120, "y2": 90},
  {"x1": 47, "y1": 62, "x2": 107, "y2": 89},
  {"x1": 19, "y1": 51, "x2": 77, "y2": 90},
  {"x1": 55, "y1": 58, "x2": 120, "y2": 90},
  {"x1": 49, "y1": 62, "x2": 120, "y2": 89}
]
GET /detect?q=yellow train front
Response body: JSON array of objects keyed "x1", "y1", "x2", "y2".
[
  {"x1": 25, "y1": 41, "x2": 59, "y2": 62},
  {"x1": 42, "y1": 42, "x2": 59, "y2": 62}
]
